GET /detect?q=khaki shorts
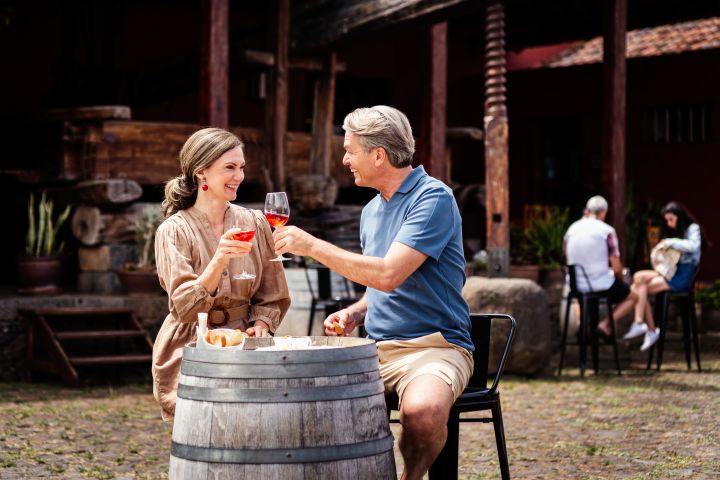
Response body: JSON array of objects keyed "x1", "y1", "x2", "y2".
[{"x1": 376, "y1": 332, "x2": 474, "y2": 404}]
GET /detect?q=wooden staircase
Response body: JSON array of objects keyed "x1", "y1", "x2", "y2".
[{"x1": 20, "y1": 307, "x2": 154, "y2": 387}]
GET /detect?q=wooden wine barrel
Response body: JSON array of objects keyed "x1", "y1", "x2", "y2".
[{"x1": 169, "y1": 336, "x2": 396, "y2": 479}]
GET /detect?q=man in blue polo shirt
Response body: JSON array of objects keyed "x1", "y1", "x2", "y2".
[{"x1": 273, "y1": 105, "x2": 472, "y2": 480}]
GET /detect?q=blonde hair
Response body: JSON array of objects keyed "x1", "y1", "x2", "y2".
[
  {"x1": 162, "y1": 128, "x2": 243, "y2": 217},
  {"x1": 342, "y1": 105, "x2": 415, "y2": 168}
]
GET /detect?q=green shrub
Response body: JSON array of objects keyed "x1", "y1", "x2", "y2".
[
  {"x1": 522, "y1": 205, "x2": 569, "y2": 269},
  {"x1": 696, "y1": 280, "x2": 720, "y2": 309},
  {"x1": 24, "y1": 192, "x2": 71, "y2": 258}
]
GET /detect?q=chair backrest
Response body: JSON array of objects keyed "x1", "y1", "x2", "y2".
[
  {"x1": 566, "y1": 264, "x2": 593, "y2": 293},
  {"x1": 467, "y1": 313, "x2": 516, "y2": 393}
]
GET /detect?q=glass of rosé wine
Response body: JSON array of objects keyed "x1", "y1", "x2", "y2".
[
  {"x1": 264, "y1": 192, "x2": 291, "y2": 262},
  {"x1": 229, "y1": 225, "x2": 257, "y2": 280}
]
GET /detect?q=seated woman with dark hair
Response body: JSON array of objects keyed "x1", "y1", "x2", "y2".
[{"x1": 623, "y1": 202, "x2": 704, "y2": 351}]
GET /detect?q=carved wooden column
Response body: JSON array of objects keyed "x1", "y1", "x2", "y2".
[
  {"x1": 200, "y1": 0, "x2": 229, "y2": 129},
  {"x1": 428, "y1": 22, "x2": 448, "y2": 184},
  {"x1": 309, "y1": 53, "x2": 337, "y2": 176},
  {"x1": 602, "y1": 0, "x2": 627, "y2": 252},
  {"x1": 484, "y1": 1, "x2": 509, "y2": 278}
]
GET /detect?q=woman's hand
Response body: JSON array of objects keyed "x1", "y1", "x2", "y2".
[
  {"x1": 213, "y1": 230, "x2": 253, "y2": 266},
  {"x1": 246, "y1": 320, "x2": 270, "y2": 337}
]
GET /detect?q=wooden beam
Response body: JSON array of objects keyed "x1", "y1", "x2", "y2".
[
  {"x1": 242, "y1": 49, "x2": 276, "y2": 67},
  {"x1": 200, "y1": 0, "x2": 229, "y2": 129},
  {"x1": 41, "y1": 106, "x2": 131, "y2": 122},
  {"x1": 484, "y1": 1, "x2": 509, "y2": 278},
  {"x1": 446, "y1": 127, "x2": 483, "y2": 141},
  {"x1": 309, "y1": 53, "x2": 338, "y2": 176},
  {"x1": 242, "y1": 49, "x2": 348, "y2": 72},
  {"x1": 267, "y1": 0, "x2": 290, "y2": 191},
  {"x1": 292, "y1": 0, "x2": 466, "y2": 51},
  {"x1": 428, "y1": 22, "x2": 448, "y2": 183},
  {"x1": 602, "y1": 0, "x2": 627, "y2": 254}
]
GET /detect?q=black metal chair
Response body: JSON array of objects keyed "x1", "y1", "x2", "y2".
[
  {"x1": 558, "y1": 264, "x2": 622, "y2": 376},
  {"x1": 297, "y1": 257, "x2": 358, "y2": 336},
  {"x1": 645, "y1": 275, "x2": 702, "y2": 372},
  {"x1": 386, "y1": 313, "x2": 516, "y2": 480}
]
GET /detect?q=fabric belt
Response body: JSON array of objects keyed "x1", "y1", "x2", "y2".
[{"x1": 208, "y1": 304, "x2": 250, "y2": 325}]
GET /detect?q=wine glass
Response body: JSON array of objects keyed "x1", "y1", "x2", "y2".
[
  {"x1": 229, "y1": 225, "x2": 256, "y2": 280},
  {"x1": 264, "y1": 192, "x2": 291, "y2": 262}
]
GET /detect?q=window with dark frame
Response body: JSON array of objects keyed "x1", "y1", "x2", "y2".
[{"x1": 642, "y1": 104, "x2": 710, "y2": 144}]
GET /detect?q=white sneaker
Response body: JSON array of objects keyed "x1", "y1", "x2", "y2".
[
  {"x1": 640, "y1": 328, "x2": 660, "y2": 352},
  {"x1": 623, "y1": 322, "x2": 648, "y2": 340}
]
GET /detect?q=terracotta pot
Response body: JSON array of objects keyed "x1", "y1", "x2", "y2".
[
  {"x1": 17, "y1": 256, "x2": 62, "y2": 293},
  {"x1": 117, "y1": 269, "x2": 163, "y2": 295},
  {"x1": 508, "y1": 264, "x2": 540, "y2": 282}
]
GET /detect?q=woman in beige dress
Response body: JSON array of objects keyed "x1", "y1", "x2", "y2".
[{"x1": 152, "y1": 128, "x2": 290, "y2": 421}]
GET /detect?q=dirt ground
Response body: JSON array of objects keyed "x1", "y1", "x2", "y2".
[{"x1": 0, "y1": 350, "x2": 718, "y2": 479}]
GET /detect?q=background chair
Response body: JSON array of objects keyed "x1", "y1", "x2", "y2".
[
  {"x1": 645, "y1": 273, "x2": 702, "y2": 372},
  {"x1": 558, "y1": 264, "x2": 622, "y2": 376},
  {"x1": 386, "y1": 313, "x2": 516, "y2": 480}
]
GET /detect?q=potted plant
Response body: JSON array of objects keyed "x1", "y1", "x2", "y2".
[
  {"x1": 510, "y1": 205, "x2": 569, "y2": 285},
  {"x1": 19, "y1": 192, "x2": 71, "y2": 294},
  {"x1": 467, "y1": 249, "x2": 488, "y2": 277},
  {"x1": 509, "y1": 223, "x2": 540, "y2": 281},
  {"x1": 696, "y1": 280, "x2": 720, "y2": 332},
  {"x1": 117, "y1": 204, "x2": 163, "y2": 295}
]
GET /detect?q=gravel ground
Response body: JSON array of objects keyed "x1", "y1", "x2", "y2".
[{"x1": 0, "y1": 350, "x2": 718, "y2": 479}]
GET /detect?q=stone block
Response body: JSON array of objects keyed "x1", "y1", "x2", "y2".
[
  {"x1": 77, "y1": 272, "x2": 122, "y2": 294},
  {"x1": 463, "y1": 276, "x2": 551, "y2": 375},
  {"x1": 78, "y1": 244, "x2": 137, "y2": 272}
]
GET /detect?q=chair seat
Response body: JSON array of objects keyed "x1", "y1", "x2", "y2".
[{"x1": 452, "y1": 388, "x2": 498, "y2": 412}]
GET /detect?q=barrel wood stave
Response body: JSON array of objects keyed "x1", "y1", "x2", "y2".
[{"x1": 170, "y1": 337, "x2": 395, "y2": 479}]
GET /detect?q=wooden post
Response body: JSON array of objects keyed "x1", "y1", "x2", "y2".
[
  {"x1": 429, "y1": 22, "x2": 448, "y2": 183},
  {"x1": 602, "y1": 0, "x2": 627, "y2": 254},
  {"x1": 267, "y1": 0, "x2": 289, "y2": 191},
  {"x1": 309, "y1": 53, "x2": 337, "y2": 176},
  {"x1": 484, "y1": 1, "x2": 509, "y2": 278},
  {"x1": 200, "y1": 0, "x2": 229, "y2": 129}
]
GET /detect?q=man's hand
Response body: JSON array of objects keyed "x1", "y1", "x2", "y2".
[
  {"x1": 273, "y1": 226, "x2": 316, "y2": 257},
  {"x1": 323, "y1": 309, "x2": 358, "y2": 336}
]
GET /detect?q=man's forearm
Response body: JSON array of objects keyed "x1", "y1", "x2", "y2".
[{"x1": 307, "y1": 238, "x2": 390, "y2": 291}]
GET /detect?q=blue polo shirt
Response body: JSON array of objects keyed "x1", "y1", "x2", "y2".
[{"x1": 360, "y1": 166, "x2": 472, "y2": 351}]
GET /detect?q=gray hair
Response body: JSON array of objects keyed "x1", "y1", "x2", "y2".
[
  {"x1": 586, "y1": 195, "x2": 608, "y2": 214},
  {"x1": 342, "y1": 105, "x2": 415, "y2": 168}
]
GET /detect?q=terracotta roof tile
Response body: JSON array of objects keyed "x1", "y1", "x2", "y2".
[{"x1": 542, "y1": 16, "x2": 720, "y2": 68}]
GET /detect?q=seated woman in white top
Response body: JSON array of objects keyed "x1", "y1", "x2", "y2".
[{"x1": 625, "y1": 202, "x2": 704, "y2": 351}]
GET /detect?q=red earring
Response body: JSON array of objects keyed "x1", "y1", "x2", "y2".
[{"x1": 201, "y1": 178, "x2": 208, "y2": 191}]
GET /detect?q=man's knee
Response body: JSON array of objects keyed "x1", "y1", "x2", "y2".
[{"x1": 399, "y1": 378, "x2": 453, "y2": 433}]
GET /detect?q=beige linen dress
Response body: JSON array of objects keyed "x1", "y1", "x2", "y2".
[{"x1": 152, "y1": 203, "x2": 290, "y2": 421}]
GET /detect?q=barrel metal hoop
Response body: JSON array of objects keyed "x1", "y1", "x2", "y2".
[
  {"x1": 182, "y1": 341, "x2": 378, "y2": 365},
  {"x1": 177, "y1": 379, "x2": 384, "y2": 403},
  {"x1": 171, "y1": 435, "x2": 394, "y2": 464},
  {"x1": 181, "y1": 357, "x2": 379, "y2": 379}
]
